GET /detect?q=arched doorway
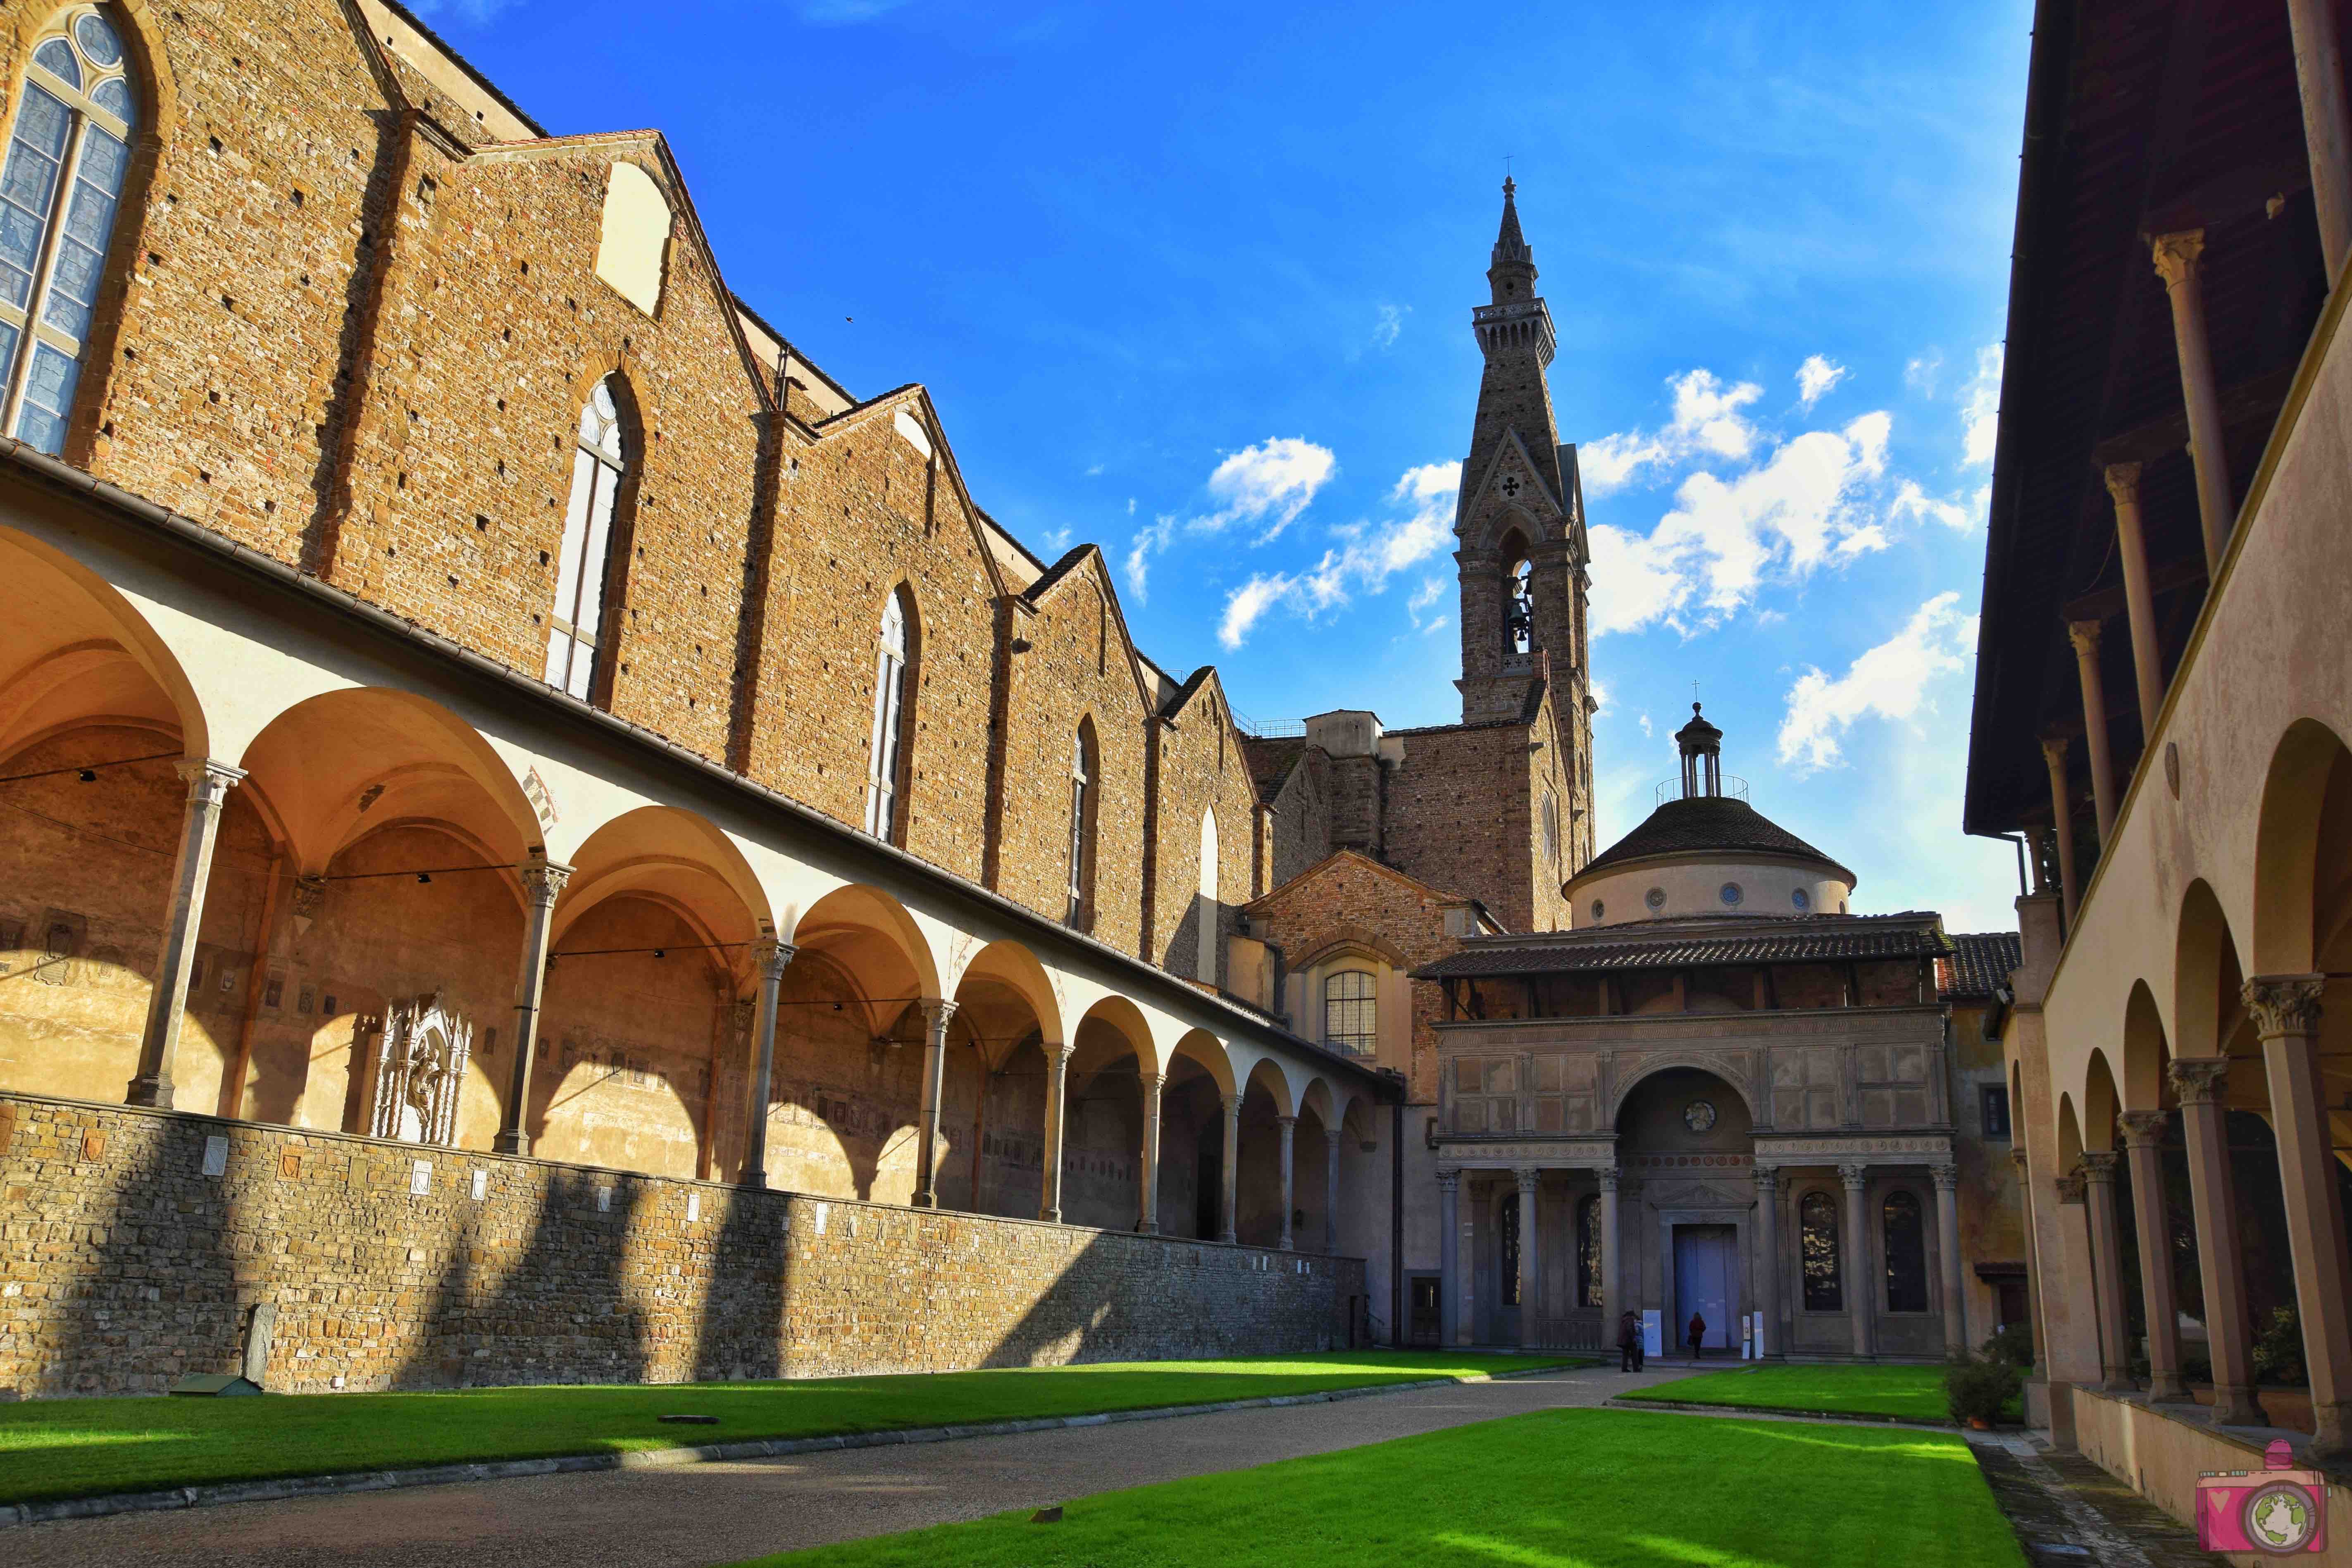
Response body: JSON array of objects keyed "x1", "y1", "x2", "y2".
[{"x1": 1614, "y1": 1066, "x2": 1757, "y2": 1357}]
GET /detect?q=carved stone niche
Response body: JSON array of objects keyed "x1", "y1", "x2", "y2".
[{"x1": 368, "y1": 992, "x2": 474, "y2": 1146}]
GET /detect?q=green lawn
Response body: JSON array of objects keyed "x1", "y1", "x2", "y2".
[
  {"x1": 0, "y1": 1352, "x2": 1576, "y2": 1507},
  {"x1": 1619, "y1": 1363, "x2": 2020, "y2": 1424},
  {"x1": 736, "y1": 1407, "x2": 2026, "y2": 1567}
]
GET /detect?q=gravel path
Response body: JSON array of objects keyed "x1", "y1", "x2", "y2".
[{"x1": 8, "y1": 1363, "x2": 1692, "y2": 1567}]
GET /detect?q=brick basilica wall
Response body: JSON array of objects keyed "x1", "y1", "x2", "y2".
[{"x1": 0, "y1": 1092, "x2": 1363, "y2": 1397}]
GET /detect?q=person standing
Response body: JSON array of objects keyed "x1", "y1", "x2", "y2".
[
  {"x1": 1687, "y1": 1311, "x2": 1707, "y2": 1361},
  {"x1": 1618, "y1": 1309, "x2": 1642, "y2": 1372}
]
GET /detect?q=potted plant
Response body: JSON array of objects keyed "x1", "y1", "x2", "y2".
[{"x1": 1947, "y1": 1350, "x2": 2024, "y2": 1430}]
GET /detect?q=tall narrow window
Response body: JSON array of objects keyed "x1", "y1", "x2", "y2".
[
  {"x1": 1066, "y1": 719, "x2": 1097, "y2": 928},
  {"x1": 1542, "y1": 787, "x2": 1560, "y2": 867},
  {"x1": 1498, "y1": 1192, "x2": 1521, "y2": 1307},
  {"x1": 1195, "y1": 808, "x2": 1218, "y2": 985},
  {"x1": 1577, "y1": 1193, "x2": 1604, "y2": 1307},
  {"x1": 864, "y1": 590, "x2": 911, "y2": 839},
  {"x1": 545, "y1": 379, "x2": 627, "y2": 701},
  {"x1": 1505, "y1": 555, "x2": 1534, "y2": 657},
  {"x1": 1883, "y1": 1190, "x2": 1928, "y2": 1313},
  {"x1": 1801, "y1": 1191, "x2": 1842, "y2": 1311},
  {"x1": 0, "y1": 7, "x2": 138, "y2": 453},
  {"x1": 1324, "y1": 970, "x2": 1375, "y2": 1055}
]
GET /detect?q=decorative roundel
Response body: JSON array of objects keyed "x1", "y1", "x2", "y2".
[
  {"x1": 1720, "y1": 882, "x2": 1743, "y2": 907},
  {"x1": 1589, "y1": 899, "x2": 1605, "y2": 922},
  {"x1": 1684, "y1": 1099, "x2": 1718, "y2": 1133},
  {"x1": 1792, "y1": 887, "x2": 1811, "y2": 912},
  {"x1": 1644, "y1": 886, "x2": 1666, "y2": 911}
]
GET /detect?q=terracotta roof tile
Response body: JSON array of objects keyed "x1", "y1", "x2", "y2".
[
  {"x1": 1938, "y1": 931, "x2": 2022, "y2": 999},
  {"x1": 1410, "y1": 914, "x2": 1952, "y2": 979}
]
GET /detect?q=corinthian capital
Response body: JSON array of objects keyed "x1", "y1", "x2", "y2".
[
  {"x1": 2167, "y1": 1056, "x2": 2230, "y2": 1105},
  {"x1": 2150, "y1": 229, "x2": 2206, "y2": 290},
  {"x1": 520, "y1": 857, "x2": 572, "y2": 907},
  {"x1": 2076, "y1": 1150, "x2": 2118, "y2": 1184},
  {"x1": 2066, "y1": 619, "x2": 2102, "y2": 658},
  {"x1": 2102, "y1": 462, "x2": 2142, "y2": 507},
  {"x1": 2053, "y1": 1173, "x2": 2087, "y2": 1205},
  {"x1": 2242, "y1": 975, "x2": 2325, "y2": 1039},
  {"x1": 2116, "y1": 1109, "x2": 2169, "y2": 1149}
]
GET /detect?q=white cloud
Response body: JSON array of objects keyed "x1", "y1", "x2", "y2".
[
  {"x1": 1581, "y1": 369, "x2": 1764, "y2": 496},
  {"x1": 1591, "y1": 408, "x2": 1892, "y2": 636},
  {"x1": 1216, "y1": 462, "x2": 1459, "y2": 648},
  {"x1": 1961, "y1": 343, "x2": 2003, "y2": 467},
  {"x1": 1373, "y1": 303, "x2": 1408, "y2": 349},
  {"x1": 1775, "y1": 591, "x2": 1977, "y2": 771},
  {"x1": 1889, "y1": 480, "x2": 1975, "y2": 532},
  {"x1": 1199, "y1": 437, "x2": 1336, "y2": 544},
  {"x1": 1084, "y1": 463, "x2": 1105, "y2": 477},
  {"x1": 1127, "y1": 437, "x2": 1337, "y2": 599},
  {"x1": 1407, "y1": 575, "x2": 1446, "y2": 629},
  {"x1": 1039, "y1": 526, "x2": 1072, "y2": 553},
  {"x1": 1795, "y1": 355, "x2": 1846, "y2": 409},
  {"x1": 1904, "y1": 351, "x2": 1943, "y2": 396},
  {"x1": 1637, "y1": 713, "x2": 1653, "y2": 738}
]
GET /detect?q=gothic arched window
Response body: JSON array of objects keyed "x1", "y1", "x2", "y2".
[
  {"x1": 1542, "y1": 787, "x2": 1560, "y2": 867},
  {"x1": 865, "y1": 589, "x2": 914, "y2": 839},
  {"x1": 1883, "y1": 1190, "x2": 1928, "y2": 1313},
  {"x1": 1065, "y1": 718, "x2": 1097, "y2": 928},
  {"x1": 1801, "y1": 1190, "x2": 1842, "y2": 1311},
  {"x1": 1577, "y1": 1193, "x2": 1604, "y2": 1308},
  {"x1": 1, "y1": 6, "x2": 139, "y2": 453},
  {"x1": 1194, "y1": 807, "x2": 1219, "y2": 984},
  {"x1": 1506, "y1": 555, "x2": 1535, "y2": 658},
  {"x1": 1323, "y1": 970, "x2": 1375, "y2": 1055},
  {"x1": 546, "y1": 378, "x2": 628, "y2": 702}
]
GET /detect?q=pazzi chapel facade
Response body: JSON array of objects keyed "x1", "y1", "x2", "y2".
[{"x1": 0, "y1": 0, "x2": 2016, "y2": 1395}]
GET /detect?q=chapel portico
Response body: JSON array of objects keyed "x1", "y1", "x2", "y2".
[{"x1": 1416, "y1": 711, "x2": 1973, "y2": 1361}]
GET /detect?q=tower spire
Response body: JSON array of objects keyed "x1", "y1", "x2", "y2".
[{"x1": 1488, "y1": 177, "x2": 1536, "y2": 303}]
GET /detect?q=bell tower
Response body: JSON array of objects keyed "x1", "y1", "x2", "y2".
[{"x1": 1454, "y1": 179, "x2": 1591, "y2": 730}]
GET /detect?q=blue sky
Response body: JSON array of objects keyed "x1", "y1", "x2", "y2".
[{"x1": 422, "y1": 0, "x2": 2035, "y2": 931}]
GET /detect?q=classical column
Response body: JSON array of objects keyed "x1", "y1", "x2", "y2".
[
  {"x1": 1438, "y1": 1166, "x2": 1463, "y2": 1346},
  {"x1": 1218, "y1": 1092, "x2": 1240, "y2": 1243},
  {"x1": 1598, "y1": 1166, "x2": 1624, "y2": 1333},
  {"x1": 2066, "y1": 622, "x2": 2118, "y2": 844},
  {"x1": 126, "y1": 760, "x2": 245, "y2": 1109},
  {"x1": 2013, "y1": 1146, "x2": 2049, "y2": 1376},
  {"x1": 739, "y1": 937, "x2": 794, "y2": 1188},
  {"x1": 1039, "y1": 1042, "x2": 1073, "y2": 1222},
  {"x1": 2290, "y1": 0, "x2": 2352, "y2": 278},
  {"x1": 2149, "y1": 233, "x2": 2234, "y2": 572},
  {"x1": 1839, "y1": 1163, "x2": 1874, "y2": 1360},
  {"x1": 1275, "y1": 1115, "x2": 1296, "y2": 1251},
  {"x1": 492, "y1": 853, "x2": 571, "y2": 1155},
  {"x1": 1753, "y1": 1164, "x2": 1783, "y2": 1360},
  {"x1": 1515, "y1": 1165, "x2": 1542, "y2": 1348},
  {"x1": 1324, "y1": 1123, "x2": 1343, "y2": 1254},
  {"x1": 2078, "y1": 1152, "x2": 2135, "y2": 1391},
  {"x1": 2040, "y1": 737, "x2": 2080, "y2": 926},
  {"x1": 2117, "y1": 1110, "x2": 2188, "y2": 1401},
  {"x1": 911, "y1": 998, "x2": 956, "y2": 1208},
  {"x1": 1138, "y1": 1071, "x2": 1165, "y2": 1234},
  {"x1": 2245, "y1": 976, "x2": 2352, "y2": 1460},
  {"x1": 1933, "y1": 1164, "x2": 1967, "y2": 1359},
  {"x1": 2102, "y1": 463, "x2": 2169, "y2": 739},
  {"x1": 2169, "y1": 1058, "x2": 2264, "y2": 1426}
]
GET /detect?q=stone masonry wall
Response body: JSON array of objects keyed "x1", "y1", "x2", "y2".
[{"x1": 0, "y1": 1091, "x2": 1362, "y2": 1397}]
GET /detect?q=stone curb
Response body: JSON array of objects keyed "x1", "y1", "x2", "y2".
[
  {"x1": 1602, "y1": 1396, "x2": 1959, "y2": 1431},
  {"x1": 0, "y1": 1363, "x2": 1585, "y2": 1527}
]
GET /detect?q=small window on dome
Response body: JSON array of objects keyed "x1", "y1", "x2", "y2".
[
  {"x1": 1644, "y1": 887, "x2": 1666, "y2": 911},
  {"x1": 1720, "y1": 882, "x2": 1742, "y2": 907},
  {"x1": 1792, "y1": 888, "x2": 1811, "y2": 912},
  {"x1": 1589, "y1": 899, "x2": 1604, "y2": 922}
]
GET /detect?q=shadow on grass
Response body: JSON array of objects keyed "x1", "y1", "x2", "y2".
[
  {"x1": 727, "y1": 1409, "x2": 2025, "y2": 1568},
  {"x1": 0, "y1": 1353, "x2": 1579, "y2": 1506}
]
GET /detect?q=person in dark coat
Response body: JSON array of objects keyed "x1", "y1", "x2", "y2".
[
  {"x1": 1687, "y1": 1311, "x2": 1707, "y2": 1360},
  {"x1": 1617, "y1": 1309, "x2": 1643, "y2": 1372}
]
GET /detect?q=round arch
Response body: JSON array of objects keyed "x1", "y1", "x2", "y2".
[
  {"x1": 2252, "y1": 718, "x2": 2352, "y2": 974},
  {"x1": 1606, "y1": 1053, "x2": 1763, "y2": 1127},
  {"x1": 2120, "y1": 979, "x2": 2169, "y2": 1111},
  {"x1": 554, "y1": 805, "x2": 772, "y2": 951},
  {"x1": 0, "y1": 524, "x2": 207, "y2": 757},
  {"x1": 787, "y1": 882, "x2": 941, "y2": 1022}
]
